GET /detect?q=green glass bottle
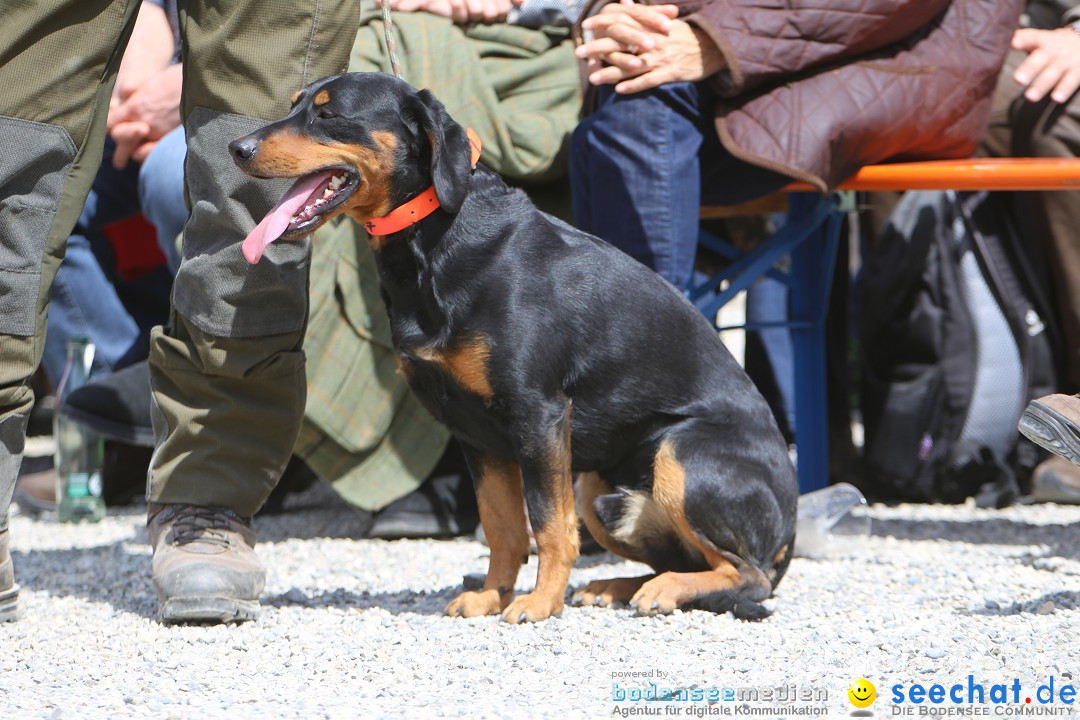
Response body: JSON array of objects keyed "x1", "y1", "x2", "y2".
[{"x1": 54, "y1": 338, "x2": 106, "y2": 523}]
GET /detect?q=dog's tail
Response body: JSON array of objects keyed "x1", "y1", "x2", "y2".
[
  {"x1": 686, "y1": 547, "x2": 792, "y2": 621},
  {"x1": 687, "y1": 589, "x2": 771, "y2": 621}
]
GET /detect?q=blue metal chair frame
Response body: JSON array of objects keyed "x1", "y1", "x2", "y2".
[{"x1": 691, "y1": 192, "x2": 850, "y2": 494}]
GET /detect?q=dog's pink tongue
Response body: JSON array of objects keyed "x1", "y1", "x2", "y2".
[{"x1": 242, "y1": 172, "x2": 333, "y2": 264}]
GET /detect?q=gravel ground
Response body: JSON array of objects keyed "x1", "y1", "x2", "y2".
[{"x1": 4, "y1": 481, "x2": 1080, "y2": 720}]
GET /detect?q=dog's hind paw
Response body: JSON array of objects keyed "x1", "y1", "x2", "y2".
[
  {"x1": 571, "y1": 576, "x2": 651, "y2": 608},
  {"x1": 446, "y1": 589, "x2": 505, "y2": 618}
]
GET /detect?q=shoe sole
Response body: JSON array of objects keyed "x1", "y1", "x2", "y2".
[
  {"x1": 60, "y1": 405, "x2": 155, "y2": 448},
  {"x1": 158, "y1": 596, "x2": 260, "y2": 625},
  {"x1": 367, "y1": 511, "x2": 460, "y2": 540},
  {"x1": 1019, "y1": 403, "x2": 1080, "y2": 466},
  {"x1": 13, "y1": 488, "x2": 55, "y2": 516},
  {"x1": 0, "y1": 584, "x2": 20, "y2": 623}
]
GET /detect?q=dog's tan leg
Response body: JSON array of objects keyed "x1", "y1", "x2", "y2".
[
  {"x1": 571, "y1": 472, "x2": 655, "y2": 607},
  {"x1": 446, "y1": 454, "x2": 529, "y2": 618},
  {"x1": 502, "y1": 403, "x2": 579, "y2": 623},
  {"x1": 630, "y1": 439, "x2": 770, "y2": 616},
  {"x1": 575, "y1": 472, "x2": 643, "y2": 560},
  {"x1": 573, "y1": 576, "x2": 655, "y2": 607}
]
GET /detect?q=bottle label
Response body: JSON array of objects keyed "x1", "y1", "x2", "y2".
[{"x1": 65, "y1": 472, "x2": 103, "y2": 498}]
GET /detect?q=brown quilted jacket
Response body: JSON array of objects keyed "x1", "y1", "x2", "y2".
[{"x1": 580, "y1": 0, "x2": 1026, "y2": 191}]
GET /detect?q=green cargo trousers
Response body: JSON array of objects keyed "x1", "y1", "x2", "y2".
[{"x1": 0, "y1": 0, "x2": 361, "y2": 530}]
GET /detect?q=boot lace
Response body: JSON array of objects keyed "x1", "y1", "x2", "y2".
[{"x1": 166, "y1": 506, "x2": 242, "y2": 548}]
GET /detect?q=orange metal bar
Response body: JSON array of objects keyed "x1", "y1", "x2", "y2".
[{"x1": 786, "y1": 158, "x2": 1080, "y2": 192}]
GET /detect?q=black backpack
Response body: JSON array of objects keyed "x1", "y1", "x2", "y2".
[{"x1": 859, "y1": 190, "x2": 1059, "y2": 505}]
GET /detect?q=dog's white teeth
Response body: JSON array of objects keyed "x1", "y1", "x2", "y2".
[
  {"x1": 329, "y1": 174, "x2": 346, "y2": 189},
  {"x1": 322, "y1": 187, "x2": 334, "y2": 199}
]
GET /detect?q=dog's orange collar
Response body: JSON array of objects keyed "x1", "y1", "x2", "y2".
[{"x1": 364, "y1": 128, "x2": 482, "y2": 236}]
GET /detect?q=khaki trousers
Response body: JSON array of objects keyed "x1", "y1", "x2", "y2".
[{"x1": 0, "y1": 0, "x2": 360, "y2": 529}]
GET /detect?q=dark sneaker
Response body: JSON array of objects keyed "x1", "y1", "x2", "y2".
[
  {"x1": 0, "y1": 529, "x2": 19, "y2": 622},
  {"x1": 368, "y1": 472, "x2": 479, "y2": 539},
  {"x1": 1029, "y1": 456, "x2": 1080, "y2": 504},
  {"x1": 13, "y1": 468, "x2": 56, "y2": 516},
  {"x1": 1019, "y1": 393, "x2": 1080, "y2": 467},
  {"x1": 62, "y1": 361, "x2": 154, "y2": 447},
  {"x1": 368, "y1": 443, "x2": 479, "y2": 540},
  {"x1": 148, "y1": 503, "x2": 265, "y2": 624},
  {"x1": 14, "y1": 443, "x2": 150, "y2": 514}
]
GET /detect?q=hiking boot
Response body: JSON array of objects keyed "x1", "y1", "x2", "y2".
[
  {"x1": 1029, "y1": 456, "x2": 1080, "y2": 504},
  {"x1": 0, "y1": 529, "x2": 19, "y2": 622},
  {"x1": 1019, "y1": 393, "x2": 1080, "y2": 467},
  {"x1": 63, "y1": 361, "x2": 154, "y2": 447},
  {"x1": 148, "y1": 503, "x2": 264, "y2": 624}
]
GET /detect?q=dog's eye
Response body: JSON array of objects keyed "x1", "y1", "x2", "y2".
[{"x1": 316, "y1": 109, "x2": 336, "y2": 120}]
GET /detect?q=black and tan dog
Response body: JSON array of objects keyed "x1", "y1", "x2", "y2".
[{"x1": 230, "y1": 72, "x2": 798, "y2": 623}]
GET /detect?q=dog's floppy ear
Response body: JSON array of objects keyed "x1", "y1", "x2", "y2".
[{"x1": 408, "y1": 89, "x2": 471, "y2": 214}]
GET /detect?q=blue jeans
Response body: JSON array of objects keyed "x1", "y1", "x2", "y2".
[
  {"x1": 571, "y1": 83, "x2": 787, "y2": 293},
  {"x1": 746, "y1": 275, "x2": 796, "y2": 439},
  {"x1": 42, "y1": 128, "x2": 187, "y2": 385},
  {"x1": 139, "y1": 126, "x2": 187, "y2": 274}
]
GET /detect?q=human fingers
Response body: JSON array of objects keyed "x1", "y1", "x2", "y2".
[
  {"x1": 1015, "y1": 27, "x2": 1080, "y2": 102},
  {"x1": 390, "y1": 0, "x2": 428, "y2": 11},
  {"x1": 106, "y1": 100, "x2": 133, "y2": 132},
  {"x1": 1013, "y1": 46, "x2": 1049, "y2": 89},
  {"x1": 473, "y1": 0, "x2": 507, "y2": 22},
  {"x1": 588, "y1": 18, "x2": 662, "y2": 54},
  {"x1": 1010, "y1": 27, "x2": 1042, "y2": 53},
  {"x1": 448, "y1": 0, "x2": 470, "y2": 24},
  {"x1": 575, "y1": 36, "x2": 648, "y2": 67},
  {"x1": 131, "y1": 140, "x2": 160, "y2": 165},
  {"x1": 110, "y1": 121, "x2": 150, "y2": 169},
  {"x1": 464, "y1": 0, "x2": 486, "y2": 21},
  {"x1": 1050, "y1": 68, "x2": 1080, "y2": 104},
  {"x1": 489, "y1": 0, "x2": 514, "y2": 22},
  {"x1": 588, "y1": 1, "x2": 674, "y2": 34},
  {"x1": 1021, "y1": 53, "x2": 1066, "y2": 103},
  {"x1": 587, "y1": 61, "x2": 647, "y2": 87},
  {"x1": 1013, "y1": 28, "x2": 1080, "y2": 103},
  {"x1": 614, "y1": 65, "x2": 680, "y2": 94}
]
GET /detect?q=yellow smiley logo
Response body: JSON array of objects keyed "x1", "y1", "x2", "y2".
[{"x1": 848, "y1": 678, "x2": 876, "y2": 708}]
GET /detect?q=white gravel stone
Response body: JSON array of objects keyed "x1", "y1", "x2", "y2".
[{"x1": 3, "y1": 486, "x2": 1080, "y2": 718}]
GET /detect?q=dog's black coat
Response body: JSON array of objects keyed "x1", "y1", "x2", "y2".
[{"x1": 232, "y1": 72, "x2": 798, "y2": 621}]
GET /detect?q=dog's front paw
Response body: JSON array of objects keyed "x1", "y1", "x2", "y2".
[
  {"x1": 446, "y1": 589, "x2": 505, "y2": 618},
  {"x1": 500, "y1": 592, "x2": 564, "y2": 623}
]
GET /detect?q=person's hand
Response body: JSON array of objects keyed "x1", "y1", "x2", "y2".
[
  {"x1": 576, "y1": 0, "x2": 724, "y2": 94},
  {"x1": 109, "y1": 121, "x2": 152, "y2": 169},
  {"x1": 107, "y1": 63, "x2": 183, "y2": 169},
  {"x1": 379, "y1": 0, "x2": 521, "y2": 24},
  {"x1": 113, "y1": 1, "x2": 174, "y2": 101},
  {"x1": 1011, "y1": 26, "x2": 1080, "y2": 104}
]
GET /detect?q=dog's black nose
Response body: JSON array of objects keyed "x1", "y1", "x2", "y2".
[{"x1": 229, "y1": 137, "x2": 258, "y2": 161}]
